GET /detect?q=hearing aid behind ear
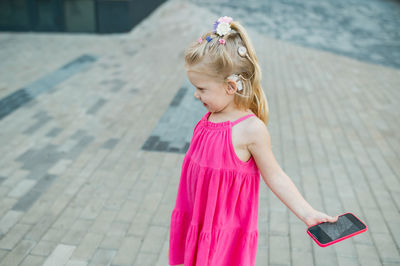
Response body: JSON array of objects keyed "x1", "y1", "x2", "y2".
[{"x1": 227, "y1": 74, "x2": 243, "y2": 91}]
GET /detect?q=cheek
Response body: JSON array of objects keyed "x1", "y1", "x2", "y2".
[{"x1": 201, "y1": 95, "x2": 209, "y2": 106}]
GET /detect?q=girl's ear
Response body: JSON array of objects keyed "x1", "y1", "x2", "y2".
[{"x1": 226, "y1": 80, "x2": 237, "y2": 94}]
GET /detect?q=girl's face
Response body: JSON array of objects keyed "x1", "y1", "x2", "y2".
[{"x1": 186, "y1": 68, "x2": 236, "y2": 113}]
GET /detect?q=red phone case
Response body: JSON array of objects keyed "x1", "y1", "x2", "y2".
[{"x1": 306, "y1": 212, "x2": 367, "y2": 247}]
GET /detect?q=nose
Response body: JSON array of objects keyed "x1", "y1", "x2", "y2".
[{"x1": 194, "y1": 91, "x2": 200, "y2": 99}]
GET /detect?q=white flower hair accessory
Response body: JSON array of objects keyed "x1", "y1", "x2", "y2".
[
  {"x1": 213, "y1": 16, "x2": 233, "y2": 37},
  {"x1": 227, "y1": 74, "x2": 243, "y2": 91},
  {"x1": 197, "y1": 16, "x2": 233, "y2": 45}
]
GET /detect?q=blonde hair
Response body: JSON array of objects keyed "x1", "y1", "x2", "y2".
[{"x1": 184, "y1": 19, "x2": 269, "y2": 125}]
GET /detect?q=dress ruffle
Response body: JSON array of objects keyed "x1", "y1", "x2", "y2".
[
  {"x1": 169, "y1": 209, "x2": 258, "y2": 266},
  {"x1": 169, "y1": 209, "x2": 190, "y2": 264},
  {"x1": 175, "y1": 157, "x2": 260, "y2": 229}
]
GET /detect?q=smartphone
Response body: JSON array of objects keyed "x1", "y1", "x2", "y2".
[{"x1": 306, "y1": 212, "x2": 367, "y2": 247}]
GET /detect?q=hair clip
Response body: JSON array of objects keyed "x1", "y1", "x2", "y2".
[
  {"x1": 227, "y1": 74, "x2": 243, "y2": 91},
  {"x1": 197, "y1": 38, "x2": 203, "y2": 44},
  {"x1": 219, "y1": 39, "x2": 226, "y2": 45},
  {"x1": 206, "y1": 36, "x2": 212, "y2": 42},
  {"x1": 238, "y1": 46, "x2": 247, "y2": 57}
]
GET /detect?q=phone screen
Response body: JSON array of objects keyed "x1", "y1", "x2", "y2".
[{"x1": 308, "y1": 213, "x2": 366, "y2": 244}]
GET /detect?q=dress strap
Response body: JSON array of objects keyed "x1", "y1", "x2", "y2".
[{"x1": 232, "y1": 113, "x2": 256, "y2": 126}]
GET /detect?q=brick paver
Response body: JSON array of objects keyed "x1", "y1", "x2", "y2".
[{"x1": 0, "y1": 0, "x2": 399, "y2": 265}]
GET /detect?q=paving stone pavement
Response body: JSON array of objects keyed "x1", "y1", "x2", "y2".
[{"x1": 0, "y1": 0, "x2": 399, "y2": 265}]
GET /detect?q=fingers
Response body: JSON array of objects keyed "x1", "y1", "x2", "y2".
[
  {"x1": 321, "y1": 214, "x2": 338, "y2": 223},
  {"x1": 328, "y1": 215, "x2": 339, "y2": 223}
]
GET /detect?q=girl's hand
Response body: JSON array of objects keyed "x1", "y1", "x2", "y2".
[{"x1": 303, "y1": 209, "x2": 339, "y2": 227}]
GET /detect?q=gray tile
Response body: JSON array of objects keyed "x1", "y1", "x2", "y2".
[
  {"x1": 0, "y1": 210, "x2": 24, "y2": 236},
  {"x1": 0, "y1": 89, "x2": 33, "y2": 120},
  {"x1": 23, "y1": 116, "x2": 52, "y2": 135},
  {"x1": 32, "y1": 174, "x2": 57, "y2": 192},
  {"x1": 17, "y1": 144, "x2": 63, "y2": 173},
  {"x1": 169, "y1": 86, "x2": 187, "y2": 107},
  {"x1": 141, "y1": 77, "x2": 203, "y2": 154},
  {"x1": 86, "y1": 98, "x2": 107, "y2": 115},
  {"x1": 110, "y1": 79, "x2": 126, "y2": 91},
  {"x1": 46, "y1": 127, "x2": 63, "y2": 138},
  {"x1": 70, "y1": 129, "x2": 87, "y2": 140},
  {"x1": 88, "y1": 248, "x2": 116, "y2": 266},
  {"x1": 32, "y1": 110, "x2": 49, "y2": 120},
  {"x1": 65, "y1": 135, "x2": 95, "y2": 160},
  {"x1": 12, "y1": 190, "x2": 42, "y2": 212},
  {"x1": 12, "y1": 174, "x2": 57, "y2": 212},
  {"x1": 129, "y1": 88, "x2": 140, "y2": 94},
  {"x1": 65, "y1": 54, "x2": 96, "y2": 68},
  {"x1": 142, "y1": 135, "x2": 160, "y2": 151},
  {"x1": 101, "y1": 138, "x2": 119, "y2": 150},
  {"x1": 124, "y1": 50, "x2": 137, "y2": 56}
]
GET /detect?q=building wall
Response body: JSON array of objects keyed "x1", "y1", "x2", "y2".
[{"x1": 0, "y1": 0, "x2": 166, "y2": 33}]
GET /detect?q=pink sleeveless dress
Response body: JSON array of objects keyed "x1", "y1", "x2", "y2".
[{"x1": 169, "y1": 111, "x2": 261, "y2": 266}]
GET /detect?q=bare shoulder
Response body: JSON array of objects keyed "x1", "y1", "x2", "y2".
[
  {"x1": 245, "y1": 116, "x2": 283, "y2": 182},
  {"x1": 231, "y1": 112, "x2": 266, "y2": 149},
  {"x1": 244, "y1": 115, "x2": 271, "y2": 150}
]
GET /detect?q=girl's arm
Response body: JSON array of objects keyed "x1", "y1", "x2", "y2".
[{"x1": 247, "y1": 120, "x2": 338, "y2": 227}]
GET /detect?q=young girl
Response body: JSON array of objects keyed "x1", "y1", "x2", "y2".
[{"x1": 169, "y1": 16, "x2": 338, "y2": 266}]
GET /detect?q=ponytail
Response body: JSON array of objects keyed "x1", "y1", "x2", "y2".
[{"x1": 229, "y1": 21, "x2": 269, "y2": 125}]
